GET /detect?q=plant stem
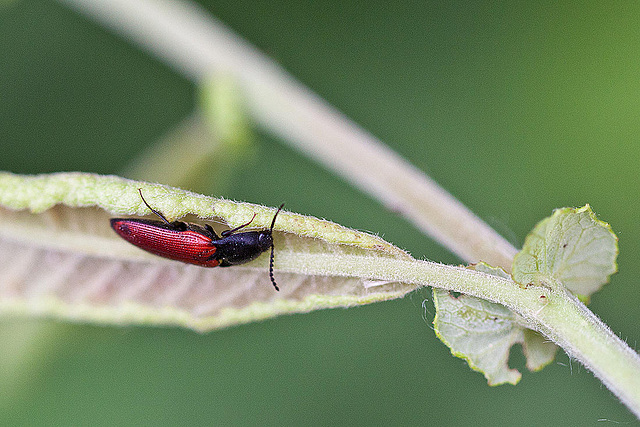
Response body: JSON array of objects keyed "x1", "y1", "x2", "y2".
[
  {"x1": 279, "y1": 252, "x2": 640, "y2": 416},
  {"x1": 536, "y1": 291, "x2": 640, "y2": 417}
]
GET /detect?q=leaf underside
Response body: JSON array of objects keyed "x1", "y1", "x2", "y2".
[
  {"x1": 432, "y1": 262, "x2": 557, "y2": 386},
  {"x1": 0, "y1": 172, "x2": 417, "y2": 331},
  {"x1": 433, "y1": 288, "x2": 524, "y2": 385}
]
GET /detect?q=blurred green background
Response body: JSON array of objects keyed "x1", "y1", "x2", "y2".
[{"x1": 1, "y1": 0, "x2": 639, "y2": 425}]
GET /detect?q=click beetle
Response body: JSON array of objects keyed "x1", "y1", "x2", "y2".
[{"x1": 110, "y1": 189, "x2": 284, "y2": 291}]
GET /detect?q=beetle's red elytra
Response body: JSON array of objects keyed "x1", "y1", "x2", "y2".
[{"x1": 110, "y1": 189, "x2": 283, "y2": 291}]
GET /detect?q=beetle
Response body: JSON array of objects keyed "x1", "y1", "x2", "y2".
[{"x1": 110, "y1": 189, "x2": 284, "y2": 291}]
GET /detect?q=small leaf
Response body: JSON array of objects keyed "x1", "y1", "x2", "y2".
[
  {"x1": 0, "y1": 172, "x2": 416, "y2": 332},
  {"x1": 433, "y1": 287, "x2": 524, "y2": 385},
  {"x1": 522, "y1": 329, "x2": 557, "y2": 372},
  {"x1": 512, "y1": 205, "x2": 618, "y2": 298},
  {"x1": 432, "y1": 263, "x2": 557, "y2": 385}
]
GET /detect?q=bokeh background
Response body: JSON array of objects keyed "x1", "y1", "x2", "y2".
[{"x1": 2, "y1": 1, "x2": 640, "y2": 425}]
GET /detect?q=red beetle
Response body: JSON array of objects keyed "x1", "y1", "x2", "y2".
[{"x1": 111, "y1": 189, "x2": 283, "y2": 291}]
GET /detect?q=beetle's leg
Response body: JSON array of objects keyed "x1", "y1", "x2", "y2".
[{"x1": 204, "y1": 224, "x2": 220, "y2": 240}]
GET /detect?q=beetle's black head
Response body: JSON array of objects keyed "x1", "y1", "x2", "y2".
[
  {"x1": 256, "y1": 203, "x2": 283, "y2": 250},
  {"x1": 256, "y1": 231, "x2": 274, "y2": 252}
]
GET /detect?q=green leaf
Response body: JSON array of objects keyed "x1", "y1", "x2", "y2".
[
  {"x1": 0, "y1": 172, "x2": 416, "y2": 331},
  {"x1": 512, "y1": 205, "x2": 618, "y2": 298},
  {"x1": 432, "y1": 204, "x2": 619, "y2": 386},
  {"x1": 522, "y1": 329, "x2": 557, "y2": 372},
  {"x1": 433, "y1": 287, "x2": 524, "y2": 385},
  {"x1": 432, "y1": 263, "x2": 556, "y2": 385}
]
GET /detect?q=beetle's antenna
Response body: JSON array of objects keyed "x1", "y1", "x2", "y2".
[
  {"x1": 222, "y1": 213, "x2": 257, "y2": 237},
  {"x1": 269, "y1": 244, "x2": 279, "y2": 291},
  {"x1": 138, "y1": 189, "x2": 172, "y2": 225},
  {"x1": 271, "y1": 204, "x2": 284, "y2": 231},
  {"x1": 268, "y1": 204, "x2": 284, "y2": 291}
]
